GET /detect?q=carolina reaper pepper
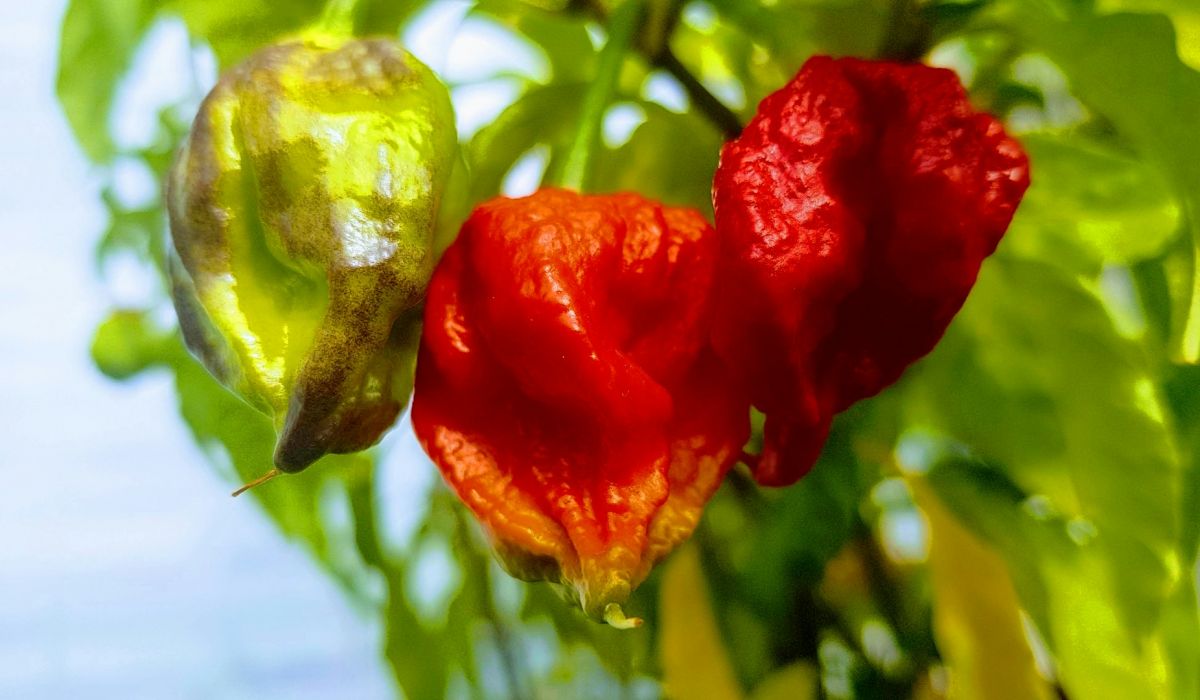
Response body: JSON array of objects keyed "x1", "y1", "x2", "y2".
[
  {"x1": 167, "y1": 36, "x2": 460, "y2": 474},
  {"x1": 711, "y1": 56, "x2": 1030, "y2": 486},
  {"x1": 411, "y1": 188, "x2": 748, "y2": 626}
]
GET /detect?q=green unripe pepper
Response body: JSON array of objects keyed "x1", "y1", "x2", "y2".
[{"x1": 166, "y1": 35, "x2": 462, "y2": 474}]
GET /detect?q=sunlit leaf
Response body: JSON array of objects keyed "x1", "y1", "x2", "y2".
[
  {"x1": 1098, "y1": 0, "x2": 1200, "y2": 70},
  {"x1": 56, "y1": 0, "x2": 160, "y2": 163},
  {"x1": 912, "y1": 481, "x2": 1052, "y2": 700},
  {"x1": 748, "y1": 662, "x2": 818, "y2": 700},
  {"x1": 1006, "y1": 133, "x2": 1182, "y2": 273},
  {"x1": 466, "y1": 82, "x2": 586, "y2": 202},
  {"x1": 659, "y1": 544, "x2": 745, "y2": 700},
  {"x1": 916, "y1": 256, "x2": 1185, "y2": 635},
  {"x1": 163, "y1": 0, "x2": 324, "y2": 67},
  {"x1": 706, "y1": 0, "x2": 888, "y2": 73},
  {"x1": 1007, "y1": 0, "x2": 1200, "y2": 361},
  {"x1": 924, "y1": 457, "x2": 1179, "y2": 698},
  {"x1": 474, "y1": 0, "x2": 596, "y2": 82},
  {"x1": 594, "y1": 103, "x2": 721, "y2": 216}
]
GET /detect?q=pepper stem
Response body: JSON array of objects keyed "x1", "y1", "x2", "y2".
[
  {"x1": 314, "y1": 0, "x2": 361, "y2": 38},
  {"x1": 231, "y1": 468, "x2": 282, "y2": 497},
  {"x1": 550, "y1": 0, "x2": 646, "y2": 192},
  {"x1": 603, "y1": 602, "x2": 644, "y2": 630}
]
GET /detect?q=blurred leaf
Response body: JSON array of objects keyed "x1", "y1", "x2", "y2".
[
  {"x1": 1008, "y1": 1, "x2": 1200, "y2": 360},
  {"x1": 923, "y1": 0, "x2": 988, "y2": 45},
  {"x1": 522, "y1": 582, "x2": 652, "y2": 683},
  {"x1": 380, "y1": 560, "x2": 452, "y2": 700},
  {"x1": 171, "y1": 343, "x2": 378, "y2": 584},
  {"x1": 912, "y1": 481, "x2": 1052, "y2": 700},
  {"x1": 706, "y1": 0, "x2": 888, "y2": 72},
  {"x1": 466, "y1": 82, "x2": 586, "y2": 202},
  {"x1": 748, "y1": 662, "x2": 819, "y2": 700},
  {"x1": 923, "y1": 457, "x2": 1187, "y2": 699},
  {"x1": 353, "y1": 0, "x2": 431, "y2": 36},
  {"x1": 737, "y1": 435, "x2": 863, "y2": 611},
  {"x1": 1098, "y1": 0, "x2": 1200, "y2": 70},
  {"x1": 1006, "y1": 132, "x2": 1182, "y2": 274},
  {"x1": 912, "y1": 255, "x2": 1199, "y2": 697},
  {"x1": 595, "y1": 103, "x2": 721, "y2": 216},
  {"x1": 660, "y1": 544, "x2": 745, "y2": 700},
  {"x1": 91, "y1": 309, "x2": 174, "y2": 380},
  {"x1": 163, "y1": 0, "x2": 325, "y2": 67},
  {"x1": 97, "y1": 190, "x2": 167, "y2": 270},
  {"x1": 56, "y1": 0, "x2": 160, "y2": 163},
  {"x1": 917, "y1": 257, "x2": 1184, "y2": 635},
  {"x1": 92, "y1": 324, "x2": 382, "y2": 599},
  {"x1": 474, "y1": 0, "x2": 597, "y2": 82}
]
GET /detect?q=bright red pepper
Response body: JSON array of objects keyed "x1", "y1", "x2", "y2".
[
  {"x1": 411, "y1": 188, "x2": 748, "y2": 625},
  {"x1": 711, "y1": 56, "x2": 1030, "y2": 486}
]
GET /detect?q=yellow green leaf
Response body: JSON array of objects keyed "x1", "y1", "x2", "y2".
[
  {"x1": 659, "y1": 544, "x2": 744, "y2": 700},
  {"x1": 748, "y1": 662, "x2": 818, "y2": 700},
  {"x1": 913, "y1": 480, "x2": 1053, "y2": 700}
]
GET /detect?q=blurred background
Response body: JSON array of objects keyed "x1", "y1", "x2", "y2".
[
  {"x1": 0, "y1": 1, "x2": 397, "y2": 696},
  {"x1": 5, "y1": 0, "x2": 1200, "y2": 698}
]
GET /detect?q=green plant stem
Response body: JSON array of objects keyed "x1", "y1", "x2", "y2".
[
  {"x1": 576, "y1": 0, "x2": 743, "y2": 139},
  {"x1": 450, "y1": 506, "x2": 530, "y2": 700},
  {"x1": 316, "y1": 0, "x2": 360, "y2": 36},
  {"x1": 655, "y1": 49, "x2": 744, "y2": 138},
  {"x1": 552, "y1": 0, "x2": 646, "y2": 190}
]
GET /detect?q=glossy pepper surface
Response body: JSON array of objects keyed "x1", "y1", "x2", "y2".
[
  {"x1": 712, "y1": 56, "x2": 1030, "y2": 486},
  {"x1": 411, "y1": 188, "x2": 748, "y2": 625},
  {"x1": 167, "y1": 36, "x2": 460, "y2": 473}
]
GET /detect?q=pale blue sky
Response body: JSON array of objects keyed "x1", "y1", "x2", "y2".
[{"x1": 0, "y1": 2, "x2": 395, "y2": 697}]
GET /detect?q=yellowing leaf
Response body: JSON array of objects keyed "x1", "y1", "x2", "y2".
[
  {"x1": 659, "y1": 544, "x2": 744, "y2": 700},
  {"x1": 913, "y1": 481, "x2": 1053, "y2": 700},
  {"x1": 748, "y1": 662, "x2": 818, "y2": 700}
]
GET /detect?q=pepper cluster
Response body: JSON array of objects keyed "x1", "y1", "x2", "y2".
[{"x1": 170, "y1": 39, "x2": 1028, "y2": 625}]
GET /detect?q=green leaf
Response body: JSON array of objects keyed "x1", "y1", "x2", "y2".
[
  {"x1": 594, "y1": 103, "x2": 721, "y2": 216},
  {"x1": 748, "y1": 662, "x2": 819, "y2": 700},
  {"x1": 910, "y1": 256, "x2": 1196, "y2": 697},
  {"x1": 1008, "y1": 2, "x2": 1200, "y2": 360},
  {"x1": 466, "y1": 82, "x2": 586, "y2": 203},
  {"x1": 1006, "y1": 132, "x2": 1183, "y2": 273},
  {"x1": 91, "y1": 309, "x2": 174, "y2": 380},
  {"x1": 659, "y1": 544, "x2": 745, "y2": 700},
  {"x1": 912, "y1": 480, "x2": 1053, "y2": 700},
  {"x1": 354, "y1": 0, "x2": 431, "y2": 37},
  {"x1": 922, "y1": 458, "x2": 1173, "y2": 698},
  {"x1": 56, "y1": 0, "x2": 160, "y2": 163},
  {"x1": 163, "y1": 0, "x2": 324, "y2": 67},
  {"x1": 473, "y1": 0, "x2": 597, "y2": 82},
  {"x1": 1097, "y1": 0, "x2": 1200, "y2": 70},
  {"x1": 706, "y1": 0, "x2": 889, "y2": 73},
  {"x1": 735, "y1": 429, "x2": 864, "y2": 611}
]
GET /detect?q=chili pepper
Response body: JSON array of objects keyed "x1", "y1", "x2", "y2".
[
  {"x1": 411, "y1": 188, "x2": 748, "y2": 626},
  {"x1": 711, "y1": 56, "x2": 1030, "y2": 486},
  {"x1": 166, "y1": 36, "x2": 461, "y2": 474}
]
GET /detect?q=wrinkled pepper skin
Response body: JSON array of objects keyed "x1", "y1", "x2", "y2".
[
  {"x1": 167, "y1": 36, "x2": 459, "y2": 472},
  {"x1": 712, "y1": 56, "x2": 1030, "y2": 486},
  {"x1": 411, "y1": 189, "x2": 748, "y2": 625}
]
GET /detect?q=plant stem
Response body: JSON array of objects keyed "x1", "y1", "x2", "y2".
[
  {"x1": 655, "y1": 50, "x2": 744, "y2": 138},
  {"x1": 576, "y1": 0, "x2": 743, "y2": 139},
  {"x1": 451, "y1": 506, "x2": 530, "y2": 700},
  {"x1": 316, "y1": 0, "x2": 360, "y2": 37},
  {"x1": 553, "y1": 0, "x2": 647, "y2": 191}
]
